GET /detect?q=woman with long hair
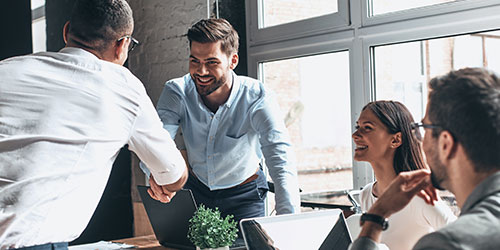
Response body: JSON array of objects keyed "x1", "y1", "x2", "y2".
[{"x1": 352, "y1": 100, "x2": 456, "y2": 250}]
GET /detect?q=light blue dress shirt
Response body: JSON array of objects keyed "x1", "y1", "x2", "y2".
[{"x1": 156, "y1": 72, "x2": 301, "y2": 214}]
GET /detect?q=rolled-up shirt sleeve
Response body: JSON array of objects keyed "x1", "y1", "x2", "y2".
[{"x1": 128, "y1": 89, "x2": 186, "y2": 185}]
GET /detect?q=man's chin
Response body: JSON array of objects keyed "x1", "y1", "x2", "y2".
[{"x1": 430, "y1": 172, "x2": 445, "y2": 190}]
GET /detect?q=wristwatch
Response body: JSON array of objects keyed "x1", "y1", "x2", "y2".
[{"x1": 360, "y1": 213, "x2": 389, "y2": 230}]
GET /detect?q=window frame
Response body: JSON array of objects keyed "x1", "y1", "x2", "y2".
[
  {"x1": 245, "y1": 0, "x2": 500, "y2": 190},
  {"x1": 246, "y1": 0, "x2": 350, "y2": 46}
]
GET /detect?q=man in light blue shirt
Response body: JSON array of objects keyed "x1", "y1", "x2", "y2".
[{"x1": 151, "y1": 18, "x2": 301, "y2": 222}]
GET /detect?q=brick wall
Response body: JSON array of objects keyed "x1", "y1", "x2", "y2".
[
  {"x1": 128, "y1": 0, "x2": 213, "y2": 104},
  {"x1": 127, "y1": 0, "x2": 213, "y2": 236}
]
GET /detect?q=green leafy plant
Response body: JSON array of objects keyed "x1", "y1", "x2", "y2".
[{"x1": 187, "y1": 204, "x2": 238, "y2": 249}]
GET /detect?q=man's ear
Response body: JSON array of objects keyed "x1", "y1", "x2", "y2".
[
  {"x1": 113, "y1": 37, "x2": 128, "y2": 64},
  {"x1": 438, "y1": 131, "x2": 457, "y2": 161},
  {"x1": 229, "y1": 53, "x2": 239, "y2": 70},
  {"x1": 63, "y1": 21, "x2": 70, "y2": 44},
  {"x1": 391, "y1": 132, "x2": 403, "y2": 149}
]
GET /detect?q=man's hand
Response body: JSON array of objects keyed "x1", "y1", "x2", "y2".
[
  {"x1": 369, "y1": 169, "x2": 437, "y2": 218},
  {"x1": 147, "y1": 174, "x2": 177, "y2": 203},
  {"x1": 357, "y1": 169, "x2": 438, "y2": 243}
]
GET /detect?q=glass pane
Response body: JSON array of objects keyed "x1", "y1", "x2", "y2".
[
  {"x1": 369, "y1": 0, "x2": 458, "y2": 16},
  {"x1": 32, "y1": 18, "x2": 46, "y2": 53},
  {"x1": 261, "y1": 51, "x2": 352, "y2": 195},
  {"x1": 261, "y1": 0, "x2": 338, "y2": 28},
  {"x1": 31, "y1": 0, "x2": 45, "y2": 10},
  {"x1": 373, "y1": 30, "x2": 500, "y2": 122},
  {"x1": 31, "y1": 0, "x2": 46, "y2": 53}
]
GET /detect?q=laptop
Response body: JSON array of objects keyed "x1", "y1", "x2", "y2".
[
  {"x1": 240, "y1": 209, "x2": 352, "y2": 250},
  {"x1": 137, "y1": 186, "x2": 197, "y2": 250}
]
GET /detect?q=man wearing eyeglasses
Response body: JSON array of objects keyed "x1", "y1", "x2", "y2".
[
  {"x1": 0, "y1": 0, "x2": 187, "y2": 249},
  {"x1": 350, "y1": 67, "x2": 500, "y2": 249}
]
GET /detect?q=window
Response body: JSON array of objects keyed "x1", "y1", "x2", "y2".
[
  {"x1": 368, "y1": 0, "x2": 458, "y2": 16},
  {"x1": 262, "y1": 52, "x2": 352, "y2": 193},
  {"x1": 260, "y1": 0, "x2": 338, "y2": 28},
  {"x1": 374, "y1": 30, "x2": 500, "y2": 121},
  {"x1": 246, "y1": 0, "x2": 349, "y2": 46},
  {"x1": 247, "y1": 0, "x2": 500, "y2": 207},
  {"x1": 31, "y1": 0, "x2": 46, "y2": 53}
]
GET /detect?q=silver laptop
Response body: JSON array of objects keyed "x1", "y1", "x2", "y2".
[{"x1": 240, "y1": 209, "x2": 352, "y2": 250}]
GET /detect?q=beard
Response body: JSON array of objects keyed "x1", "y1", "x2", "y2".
[
  {"x1": 426, "y1": 144, "x2": 447, "y2": 190},
  {"x1": 192, "y1": 69, "x2": 231, "y2": 97},
  {"x1": 194, "y1": 75, "x2": 224, "y2": 96},
  {"x1": 430, "y1": 171, "x2": 445, "y2": 190}
]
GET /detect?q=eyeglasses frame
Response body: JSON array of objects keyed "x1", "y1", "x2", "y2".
[
  {"x1": 117, "y1": 35, "x2": 139, "y2": 52},
  {"x1": 411, "y1": 122, "x2": 442, "y2": 140}
]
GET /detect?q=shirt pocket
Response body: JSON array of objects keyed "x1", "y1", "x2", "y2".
[{"x1": 222, "y1": 133, "x2": 250, "y2": 159}]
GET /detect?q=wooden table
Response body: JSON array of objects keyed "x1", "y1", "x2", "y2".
[{"x1": 113, "y1": 235, "x2": 167, "y2": 249}]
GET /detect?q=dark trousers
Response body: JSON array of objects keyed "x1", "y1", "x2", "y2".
[
  {"x1": 184, "y1": 168, "x2": 269, "y2": 224},
  {"x1": 12, "y1": 243, "x2": 68, "y2": 250}
]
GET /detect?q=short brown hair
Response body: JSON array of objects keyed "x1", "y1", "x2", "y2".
[
  {"x1": 428, "y1": 68, "x2": 500, "y2": 172},
  {"x1": 187, "y1": 18, "x2": 239, "y2": 56}
]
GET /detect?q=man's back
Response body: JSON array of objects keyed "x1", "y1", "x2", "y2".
[{"x1": 0, "y1": 48, "x2": 144, "y2": 246}]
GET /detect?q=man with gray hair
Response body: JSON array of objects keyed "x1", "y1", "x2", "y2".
[{"x1": 0, "y1": 0, "x2": 187, "y2": 249}]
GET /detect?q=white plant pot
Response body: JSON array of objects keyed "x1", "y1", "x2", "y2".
[{"x1": 196, "y1": 246, "x2": 230, "y2": 250}]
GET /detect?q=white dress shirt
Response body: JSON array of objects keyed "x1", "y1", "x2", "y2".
[{"x1": 0, "y1": 48, "x2": 185, "y2": 248}]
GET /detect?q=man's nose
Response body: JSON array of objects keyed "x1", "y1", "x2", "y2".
[{"x1": 197, "y1": 62, "x2": 208, "y2": 75}]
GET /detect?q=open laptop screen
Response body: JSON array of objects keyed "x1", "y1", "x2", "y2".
[{"x1": 240, "y1": 209, "x2": 351, "y2": 250}]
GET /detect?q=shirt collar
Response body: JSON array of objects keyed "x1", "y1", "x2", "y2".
[
  {"x1": 224, "y1": 71, "x2": 240, "y2": 109},
  {"x1": 461, "y1": 170, "x2": 500, "y2": 213},
  {"x1": 59, "y1": 47, "x2": 99, "y2": 60}
]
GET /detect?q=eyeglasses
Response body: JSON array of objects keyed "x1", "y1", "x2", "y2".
[
  {"x1": 117, "y1": 35, "x2": 139, "y2": 52},
  {"x1": 411, "y1": 122, "x2": 441, "y2": 140}
]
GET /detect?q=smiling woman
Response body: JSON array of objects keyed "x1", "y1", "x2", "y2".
[{"x1": 352, "y1": 100, "x2": 456, "y2": 250}]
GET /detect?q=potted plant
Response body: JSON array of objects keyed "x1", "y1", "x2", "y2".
[{"x1": 187, "y1": 204, "x2": 239, "y2": 250}]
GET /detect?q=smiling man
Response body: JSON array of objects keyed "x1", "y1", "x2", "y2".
[
  {"x1": 146, "y1": 18, "x2": 301, "y2": 222},
  {"x1": 350, "y1": 67, "x2": 500, "y2": 250}
]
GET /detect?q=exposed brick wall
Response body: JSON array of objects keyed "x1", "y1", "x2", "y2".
[{"x1": 127, "y1": 0, "x2": 212, "y2": 104}]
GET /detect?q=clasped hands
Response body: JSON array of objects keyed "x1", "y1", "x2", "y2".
[{"x1": 147, "y1": 174, "x2": 177, "y2": 203}]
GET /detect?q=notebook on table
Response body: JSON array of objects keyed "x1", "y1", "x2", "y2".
[{"x1": 240, "y1": 209, "x2": 352, "y2": 250}]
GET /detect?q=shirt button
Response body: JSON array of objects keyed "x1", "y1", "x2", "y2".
[
  {"x1": 210, "y1": 136, "x2": 214, "y2": 141},
  {"x1": 208, "y1": 155, "x2": 212, "y2": 159}
]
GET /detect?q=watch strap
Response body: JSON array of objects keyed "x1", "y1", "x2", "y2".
[{"x1": 360, "y1": 213, "x2": 389, "y2": 230}]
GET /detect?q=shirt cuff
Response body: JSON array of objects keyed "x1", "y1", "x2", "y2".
[{"x1": 149, "y1": 164, "x2": 184, "y2": 185}]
